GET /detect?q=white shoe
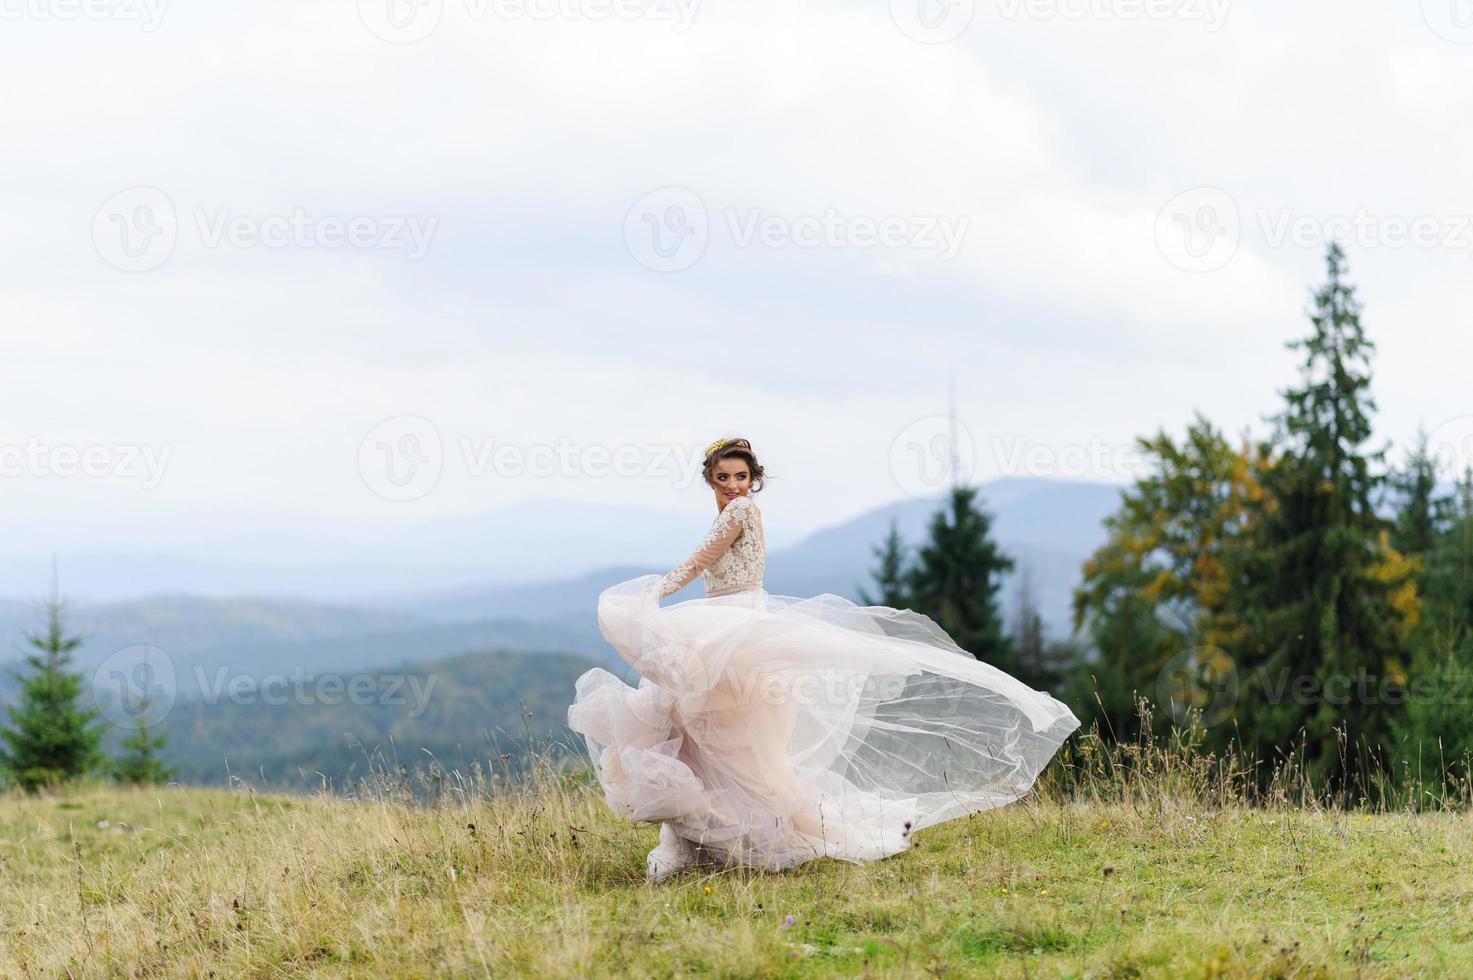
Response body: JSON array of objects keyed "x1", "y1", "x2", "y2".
[{"x1": 645, "y1": 822, "x2": 697, "y2": 882}]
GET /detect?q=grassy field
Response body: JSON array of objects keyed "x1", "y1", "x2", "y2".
[{"x1": 4, "y1": 735, "x2": 1473, "y2": 980}]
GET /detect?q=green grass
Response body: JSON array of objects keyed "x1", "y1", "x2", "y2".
[{"x1": 3, "y1": 754, "x2": 1473, "y2": 978}]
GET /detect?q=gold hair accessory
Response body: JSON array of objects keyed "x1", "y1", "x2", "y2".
[{"x1": 705, "y1": 437, "x2": 749, "y2": 458}]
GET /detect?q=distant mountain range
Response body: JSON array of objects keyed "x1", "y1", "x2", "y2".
[
  {"x1": 151, "y1": 647, "x2": 604, "y2": 789},
  {"x1": 375, "y1": 477, "x2": 1124, "y2": 641},
  {"x1": 0, "y1": 477, "x2": 1126, "y2": 711},
  {"x1": 0, "y1": 494, "x2": 805, "y2": 600},
  {"x1": 0, "y1": 477, "x2": 1130, "y2": 790}
]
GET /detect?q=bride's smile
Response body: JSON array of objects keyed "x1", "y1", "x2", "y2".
[{"x1": 710, "y1": 457, "x2": 752, "y2": 508}]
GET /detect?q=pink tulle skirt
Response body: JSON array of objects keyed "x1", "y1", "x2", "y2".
[{"x1": 566, "y1": 574, "x2": 1080, "y2": 872}]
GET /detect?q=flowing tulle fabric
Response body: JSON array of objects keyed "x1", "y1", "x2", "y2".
[{"x1": 566, "y1": 574, "x2": 1081, "y2": 872}]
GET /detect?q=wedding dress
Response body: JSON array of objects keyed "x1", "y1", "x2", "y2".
[{"x1": 566, "y1": 494, "x2": 1080, "y2": 877}]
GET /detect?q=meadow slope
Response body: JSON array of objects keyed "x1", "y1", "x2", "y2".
[{"x1": 2, "y1": 763, "x2": 1471, "y2": 979}]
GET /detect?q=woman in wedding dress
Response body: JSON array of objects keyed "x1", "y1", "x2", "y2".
[{"x1": 566, "y1": 437, "x2": 1080, "y2": 881}]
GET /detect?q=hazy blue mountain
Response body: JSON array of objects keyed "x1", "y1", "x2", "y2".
[
  {"x1": 145, "y1": 647, "x2": 603, "y2": 790},
  {"x1": 387, "y1": 477, "x2": 1125, "y2": 640},
  {"x1": 0, "y1": 478, "x2": 1127, "y2": 715},
  {"x1": 0, "y1": 595, "x2": 612, "y2": 706},
  {"x1": 0, "y1": 495, "x2": 724, "y2": 601}
]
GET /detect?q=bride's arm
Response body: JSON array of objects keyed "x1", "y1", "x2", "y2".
[{"x1": 654, "y1": 497, "x2": 751, "y2": 599}]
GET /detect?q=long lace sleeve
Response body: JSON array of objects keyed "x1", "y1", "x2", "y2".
[{"x1": 654, "y1": 497, "x2": 753, "y2": 599}]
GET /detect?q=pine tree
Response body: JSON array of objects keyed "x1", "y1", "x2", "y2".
[
  {"x1": 1392, "y1": 467, "x2": 1473, "y2": 789},
  {"x1": 858, "y1": 517, "x2": 911, "y2": 607},
  {"x1": 112, "y1": 696, "x2": 177, "y2": 786},
  {"x1": 1012, "y1": 560, "x2": 1071, "y2": 691},
  {"x1": 1422, "y1": 468, "x2": 1473, "y2": 644},
  {"x1": 1229, "y1": 243, "x2": 1414, "y2": 790},
  {"x1": 1389, "y1": 427, "x2": 1442, "y2": 572},
  {"x1": 904, "y1": 485, "x2": 1015, "y2": 668},
  {"x1": 1014, "y1": 561, "x2": 1046, "y2": 674},
  {"x1": 0, "y1": 579, "x2": 105, "y2": 792}
]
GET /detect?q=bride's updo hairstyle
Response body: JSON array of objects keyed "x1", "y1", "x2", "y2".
[{"x1": 702, "y1": 437, "x2": 768, "y2": 494}]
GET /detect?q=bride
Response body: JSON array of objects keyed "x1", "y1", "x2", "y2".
[{"x1": 566, "y1": 437, "x2": 1080, "y2": 881}]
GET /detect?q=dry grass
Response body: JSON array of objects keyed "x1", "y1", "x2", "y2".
[{"x1": 3, "y1": 711, "x2": 1473, "y2": 978}]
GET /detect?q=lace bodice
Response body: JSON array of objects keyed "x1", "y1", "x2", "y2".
[{"x1": 655, "y1": 495, "x2": 765, "y2": 599}]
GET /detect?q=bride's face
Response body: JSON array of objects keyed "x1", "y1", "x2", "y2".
[{"x1": 709, "y1": 457, "x2": 752, "y2": 504}]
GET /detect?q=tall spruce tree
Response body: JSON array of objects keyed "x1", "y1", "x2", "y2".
[
  {"x1": 0, "y1": 579, "x2": 105, "y2": 792},
  {"x1": 858, "y1": 517, "x2": 912, "y2": 607},
  {"x1": 1389, "y1": 427, "x2": 1442, "y2": 573},
  {"x1": 1421, "y1": 467, "x2": 1473, "y2": 644},
  {"x1": 1229, "y1": 243, "x2": 1413, "y2": 790},
  {"x1": 904, "y1": 484, "x2": 1015, "y2": 668},
  {"x1": 1391, "y1": 468, "x2": 1473, "y2": 789}
]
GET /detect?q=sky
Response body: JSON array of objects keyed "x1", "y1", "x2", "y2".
[{"x1": 4, "y1": 0, "x2": 1473, "y2": 574}]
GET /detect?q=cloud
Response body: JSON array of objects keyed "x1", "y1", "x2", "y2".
[{"x1": 2, "y1": 0, "x2": 1472, "y2": 577}]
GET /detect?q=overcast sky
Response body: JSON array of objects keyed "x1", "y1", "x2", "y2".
[{"x1": 4, "y1": 0, "x2": 1473, "y2": 568}]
